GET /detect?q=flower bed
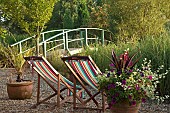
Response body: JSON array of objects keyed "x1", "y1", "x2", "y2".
[{"x1": 98, "y1": 49, "x2": 169, "y2": 109}]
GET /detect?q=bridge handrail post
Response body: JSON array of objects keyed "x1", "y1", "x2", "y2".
[
  {"x1": 43, "y1": 41, "x2": 47, "y2": 58},
  {"x1": 19, "y1": 42, "x2": 22, "y2": 54},
  {"x1": 96, "y1": 36, "x2": 99, "y2": 44},
  {"x1": 42, "y1": 33, "x2": 45, "y2": 42},
  {"x1": 101, "y1": 30, "x2": 105, "y2": 45},
  {"x1": 42, "y1": 33, "x2": 47, "y2": 57},
  {"x1": 65, "y1": 32, "x2": 68, "y2": 50},
  {"x1": 85, "y1": 28, "x2": 88, "y2": 46},
  {"x1": 80, "y1": 31, "x2": 83, "y2": 47},
  {"x1": 63, "y1": 30, "x2": 66, "y2": 50}
]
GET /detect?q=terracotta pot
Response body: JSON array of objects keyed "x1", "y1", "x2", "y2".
[
  {"x1": 110, "y1": 100, "x2": 141, "y2": 113},
  {"x1": 7, "y1": 81, "x2": 33, "y2": 100}
]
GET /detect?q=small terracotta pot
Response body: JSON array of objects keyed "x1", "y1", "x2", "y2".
[{"x1": 7, "y1": 81, "x2": 33, "y2": 100}]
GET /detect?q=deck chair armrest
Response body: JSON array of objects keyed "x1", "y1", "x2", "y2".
[
  {"x1": 61, "y1": 56, "x2": 89, "y2": 61},
  {"x1": 24, "y1": 56, "x2": 43, "y2": 61}
]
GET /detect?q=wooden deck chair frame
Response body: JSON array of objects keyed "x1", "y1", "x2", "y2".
[
  {"x1": 61, "y1": 56, "x2": 106, "y2": 112},
  {"x1": 24, "y1": 56, "x2": 84, "y2": 109}
]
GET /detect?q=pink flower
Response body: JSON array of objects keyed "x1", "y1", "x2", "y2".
[
  {"x1": 122, "y1": 80, "x2": 126, "y2": 85},
  {"x1": 110, "y1": 63, "x2": 115, "y2": 67},
  {"x1": 142, "y1": 98, "x2": 146, "y2": 103},
  {"x1": 136, "y1": 84, "x2": 140, "y2": 90},
  {"x1": 131, "y1": 101, "x2": 136, "y2": 106},
  {"x1": 129, "y1": 69, "x2": 133, "y2": 73},
  {"x1": 107, "y1": 84, "x2": 116, "y2": 90},
  {"x1": 128, "y1": 86, "x2": 131, "y2": 89},
  {"x1": 143, "y1": 91, "x2": 146, "y2": 95},
  {"x1": 110, "y1": 69, "x2": 115, "y2": 72},
  {"x1": 115, "y1": 93, "x2": 119, "y2": 97},
  {"x1": 123, "y1": 51, "x2": 129, "y2": 61},
  {"x1": 148, "y1": 75, "x2": 152, "y2": 80},
  {"x1": 128, "y1": 95, "x2": 132, "y2": 100}
]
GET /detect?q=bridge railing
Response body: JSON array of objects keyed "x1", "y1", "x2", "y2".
[
  {"x1": 10, "y1": 29, "x2": 68, "y2": 54},
  {"x1": 10, "y1": 28, "x2": 113, "y2": 57}
]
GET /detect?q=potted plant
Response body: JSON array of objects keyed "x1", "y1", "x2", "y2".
[
  {"x1": 1, "y1": 44, "x2": 34, "y2": 100},
  {"x1": 97, "y1": 49, "x2": 169, "y2": 113}
]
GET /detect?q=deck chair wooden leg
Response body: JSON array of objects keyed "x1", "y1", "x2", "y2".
[
  {"x1": 102, "y1": 91, "x2": 105, "y2": 112},
  {"x1": 84, "y1": 91, "x2": 100, "y2": 104},
  {"x1": 73, "y1": 76, "x2": 76, "y2": 109},
  {"x1": 82, "y1": 85, "x2": 99, "y2": 107},
  {"x1": 31, "y1": 74, "x2": 41, "y2": 109},
  {"x1": 37, "y1": 74, "x2": 40, "y2": 104},
  {"x1": 57, "y1": 75, "x2": 61, "y2": 107},
  {"x1": 60, "y1": 78, "x2": 85, "y2": 104},
  {"x1": 39, "y1": 74, "x2": 65, "y2": 100}
]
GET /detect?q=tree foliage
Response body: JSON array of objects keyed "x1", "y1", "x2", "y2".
[
  {"x1": 77, "y1": 0, "x2": 90, "y2": 27},
  {"x1": 107, "y1": 0, "x2": 169, "y2": 42},
  {"x1": 1, "y1": 0, "x2": 170, "y2": 43},
  {"x1": 88, "y1": 3, "x2": 109, "y2": 29},
  {"x1": 1, "y1": 0, "x2": 57, "y2": 35},
  {"x1": 48, "y1": 0, "x2": 91, "y2": 29},
  {"x1": 1, "y1": 0, "x2": 57, "y2": 55}
]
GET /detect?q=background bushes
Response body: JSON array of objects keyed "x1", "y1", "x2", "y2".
[{"x1": 80, "y1": 34, "x2": 170, "y2": 95}]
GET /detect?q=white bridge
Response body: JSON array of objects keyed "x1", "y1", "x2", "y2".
[{"x1": 11, "y1": 28, "x2": 113, "y2": 57}]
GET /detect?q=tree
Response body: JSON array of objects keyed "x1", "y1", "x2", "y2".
[
  {"x1": 46, "y1": 2, "x2": 63, "y2": 30},
  {"x1": 60, "y1": 0, "x2": 91, "y2": 29},
  {"x1": 1, "y1": 0, "x2": 57, "y2": 55},
  {"x1": 88, "y1": 3, "x2": 109, "y2": 29},
  {"x1": 63, "y1": 9, "x2": 74, "y2": 29},
  {"x1": 76, "y1": 0, "x2": 90, "y2": 27},
  {"x1": 59, "y1": 0, "x2": 78, "y2": 29},
  {"x1": 107, "y1": 0, "x2": 169, "y2": 42},
  {"x1": 47, "y1": 0, "x2": 98, "y2": 30}
]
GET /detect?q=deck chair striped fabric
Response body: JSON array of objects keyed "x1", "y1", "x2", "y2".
[
  {"x1": 24, "y1": 56, "x2": 84, "y2": 109},
  {"x1": 61, "y1": 56, "x2": 107, "y2": 112},
  {"x1": 70, "y1": 59, "x2": 98, "y2": 90}
]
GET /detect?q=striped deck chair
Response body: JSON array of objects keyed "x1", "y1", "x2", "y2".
[
  {"x1": 61, "y1": 56, "x2": 107, "y2": 112},
  {"x1": 24, "y1": 56, "x2": 84, "y2": 109}
]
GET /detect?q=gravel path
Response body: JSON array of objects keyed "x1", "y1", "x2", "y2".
[{"x1": 0, "y1": 68, "x2": 170, "y2": 113}]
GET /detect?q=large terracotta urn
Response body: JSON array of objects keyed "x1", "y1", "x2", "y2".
[
  {"x1": 110, "y1": 100, "x2": 141, "y2": 113},
  {"x1": 7, "y1": 81, "x2": 33, "y2": 100}
]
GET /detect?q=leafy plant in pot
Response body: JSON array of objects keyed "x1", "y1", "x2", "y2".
[
  {"x1": 97, "y1": 49, "x2": 169, "y2": 113},
  {"x1": 2, "y1": 45, "x2": 34, "y2": 100}
]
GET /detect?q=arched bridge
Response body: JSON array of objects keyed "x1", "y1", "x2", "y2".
[{"x1": 11, "y1": 28, "x2": 113, "y2": 57}]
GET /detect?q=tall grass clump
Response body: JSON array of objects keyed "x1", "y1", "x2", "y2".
[
  {"x1": 80, "y1": 43, "x2": 139, "y2": 72},
  {"x1": 137, "y1": 34, "x2": 170, "y2": 95},
  {"x1": 46, "y1": 50, "x2": 70, "y2": 77},
  {"x1": 80, "y1": 44, "x2": 114, "y2": 72}
]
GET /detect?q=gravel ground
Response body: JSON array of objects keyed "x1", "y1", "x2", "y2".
[{"x1": 0, "y1": 68, "x2": 170, "y2": 113}]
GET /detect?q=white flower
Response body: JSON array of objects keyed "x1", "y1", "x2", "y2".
[{"x1": 133, "y1": 72, "x2": 137, "y2": 75}]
